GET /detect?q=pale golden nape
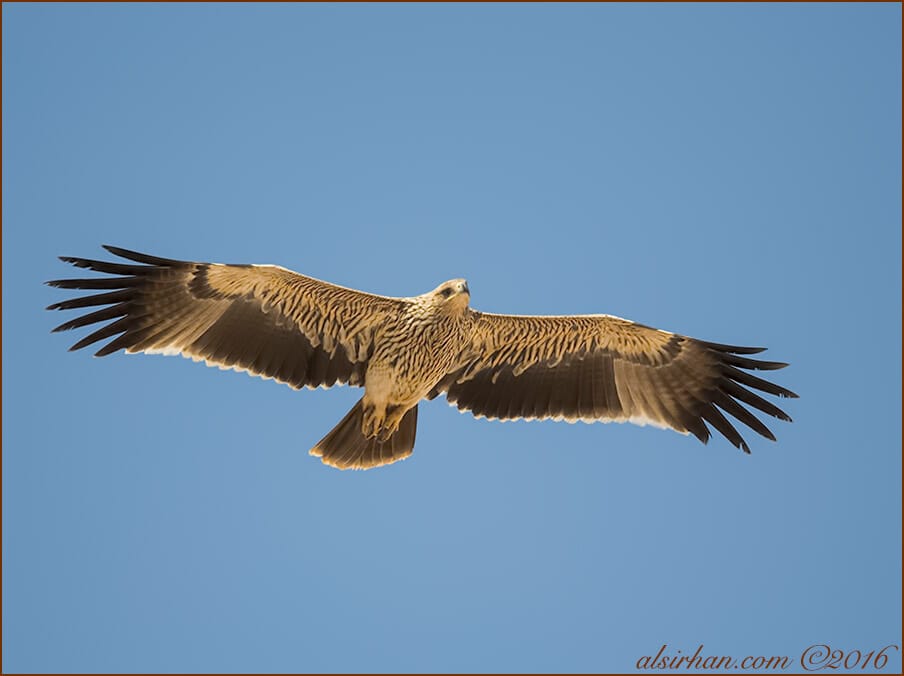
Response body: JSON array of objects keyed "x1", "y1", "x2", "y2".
[{"x1": 48, "y1": 246, "x2": 797, "y2": 470}]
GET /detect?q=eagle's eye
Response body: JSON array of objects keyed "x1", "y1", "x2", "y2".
[{"x1": 439, "y1": 287, "x2": 454, "y2": 299}]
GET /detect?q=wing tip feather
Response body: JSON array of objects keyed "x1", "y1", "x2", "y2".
[{"x1": 701, "y1": 340, "x2": 767, "y2": 355}]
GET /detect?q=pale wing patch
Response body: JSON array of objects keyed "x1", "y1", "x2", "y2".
[
  {"x1": 201, "y1": 263, "x2": 301, "y2": 294},
  {"x1": 469, "y1": 313, "x2": 679, "y2": 374}
]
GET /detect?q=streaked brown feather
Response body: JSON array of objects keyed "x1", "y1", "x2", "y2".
[
  {"x1": 433, "y1": 311, "x2": 798, "y2": 453},
  {"x1": 47, "y1": 245, "x2": 404, "y2": 390}
]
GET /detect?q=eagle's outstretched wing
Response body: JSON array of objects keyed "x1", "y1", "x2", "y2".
[
  {"x1": 432, "y1": 312, "x2": 797, "y2": 452},
  {"x1": 47, "y1": 246, "x2": 405, "y2": 390}
]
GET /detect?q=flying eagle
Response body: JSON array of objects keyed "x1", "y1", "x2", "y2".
[{"x1": 47, "y1": 246, "x2": 797, "y2": 470}]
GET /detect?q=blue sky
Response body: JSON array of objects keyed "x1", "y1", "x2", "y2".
[{"x1": 3, "y1": 3, "x2": 901, "y2": 673}]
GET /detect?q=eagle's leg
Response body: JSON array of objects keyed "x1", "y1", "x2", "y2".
[
  {"x1": 360, "y1": 402, "x2": 384, "y2": 439},
  {"x1": 376, "y1": 404, "x2": 409, "y2": 441},
  {"x1": 361, "y1": 401, "x2": 410, "y2": 441},
  {"x1": 361, "y1": 364, "x2": 420, "y2": 440}
]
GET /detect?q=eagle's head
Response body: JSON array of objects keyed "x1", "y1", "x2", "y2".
[{"x1": 428, "y1": 279, "x2": 470, "y2": 314}]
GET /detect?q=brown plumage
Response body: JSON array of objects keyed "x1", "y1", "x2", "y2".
[{"x1": 47, "y1": 246, "x2": 797, "y2": 470}]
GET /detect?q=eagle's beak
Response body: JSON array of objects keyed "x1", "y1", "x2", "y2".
[{"x1": 459, "y1": 281, "x2": 470, "y2": 295}]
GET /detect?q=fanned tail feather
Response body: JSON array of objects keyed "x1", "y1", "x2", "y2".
[{"x1": 310, "y1": 399, "x2": 418, "y2": 470}]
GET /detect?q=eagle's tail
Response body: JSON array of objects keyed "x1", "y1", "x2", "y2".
[{"x1": 309, "y1": 399, "x2": 418, "y2": 470}]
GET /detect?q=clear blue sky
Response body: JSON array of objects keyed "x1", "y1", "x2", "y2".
[{"x1": 3, "y1": 3, "x2": 901, "y2": 673}]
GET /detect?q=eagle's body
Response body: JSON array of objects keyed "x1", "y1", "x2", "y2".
[
  {"x1": 361, "y1": 280, "x2": 472, "y2": 440},
  {"x1": 48, "y1": 247, "x2": 797, "y2": 470}
]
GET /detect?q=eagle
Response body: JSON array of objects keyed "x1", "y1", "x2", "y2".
[{"x1": 47, "y1": 246, "x2": 797, "y2": 470}]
